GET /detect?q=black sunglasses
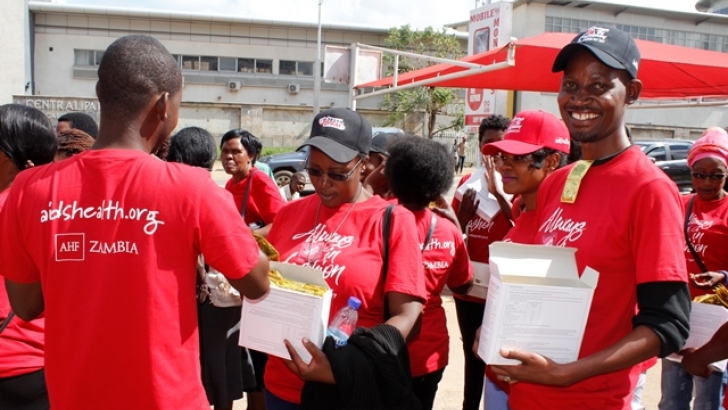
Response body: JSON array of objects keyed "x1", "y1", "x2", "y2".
[
  {"x1": 305, "y1": 157, "x2": 363, "y2": 182},
  {"x1": 692, "y1": 172, "x2": 726, "y2": 180}
]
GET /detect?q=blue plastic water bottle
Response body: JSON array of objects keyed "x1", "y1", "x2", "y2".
[{"x1": 326, "y1": 296, "x2": 361, "y2": 347}]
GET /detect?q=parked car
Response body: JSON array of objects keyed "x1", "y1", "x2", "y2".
[
  {"x1": 633, "y1": 139, "x2": 694, "y2": 192},
  {"x1": 258, "y1": 127, "x2": 405, "y2": 186}
]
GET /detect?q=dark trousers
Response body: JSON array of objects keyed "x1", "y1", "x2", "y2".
[
  {"x1": 454, "y1": 297, "x2": 486, "y2": 410},
  {"x1": 412, "y1": 368, "x2": 445, "y2": 410},
  {"x1": 458, "y1": 156, "x2": 466, "y2": 173},
  {"x1": 0, "y1": 369, "x2": 50, "y2": 410}
]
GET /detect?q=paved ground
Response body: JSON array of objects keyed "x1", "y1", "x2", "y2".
[{"x1": 216, "y1": 163, "x2": 663, "y2": 410}]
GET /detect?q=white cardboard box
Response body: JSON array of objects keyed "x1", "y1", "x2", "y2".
[
  {"x1": 478, "y1": 242, "x2": 599, "y2": 365},
  {"x1": 465, "y1": 261, "x2": 490, "y2": 299},
  {"x1": 454, "y1": 167, "x2": 508, "y2": 221},
  {"x1": 239, "y1": 261, "x2": 332, "y2": 364}
]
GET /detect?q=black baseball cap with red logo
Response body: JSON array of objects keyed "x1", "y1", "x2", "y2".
[
  {"x1": 552, "y1": 26, "x2": 641, "y2": 79},
  {"x1": 301, "y1": 108, "x2": 372, "y2": 163}
]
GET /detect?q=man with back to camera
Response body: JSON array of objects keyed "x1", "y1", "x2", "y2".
[
  {"x1": 490, "y1": 26, "x2": 691, "y2": 409},
  {"x1": 0, "y1": 35, "x2": 270, "y2": 410}
]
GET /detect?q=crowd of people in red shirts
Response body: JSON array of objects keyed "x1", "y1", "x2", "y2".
[{"x1": 2, "y1": 25, "x2": 728, "y2": 410}]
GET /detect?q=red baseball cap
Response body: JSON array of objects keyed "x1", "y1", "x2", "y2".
[{"x1": 482, "y1": 110, "x2": 570, "y2": 156}]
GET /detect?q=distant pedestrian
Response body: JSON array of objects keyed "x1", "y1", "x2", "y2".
[
  {"x1": 457, "y1": 136, "x2": 468, "y2": 174},
  {"x1": 279, "y1": 171, "x2": 306, "y2": 202}
]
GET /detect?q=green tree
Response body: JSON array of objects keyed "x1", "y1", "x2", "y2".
[{"x1": 379, "y1": 25, "x2": 464, "y2": 137}]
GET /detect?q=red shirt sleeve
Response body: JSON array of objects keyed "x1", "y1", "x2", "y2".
[
  {"x1": 629, "y1": 178, "x2": 688, "y2": 285},
  {"x1": 196, "y1": 180, "x2": 260, "y2": 281}
]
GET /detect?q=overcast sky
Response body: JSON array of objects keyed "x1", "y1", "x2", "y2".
[{"x1": 57, "y1": 0, "x2": 700, "y2": 30}]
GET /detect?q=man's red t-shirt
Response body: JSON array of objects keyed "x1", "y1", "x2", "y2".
[
  {"x1": 0, "y1": 190, "x2": 45, "y2": 379},
  {"x1": 682, "y1": 194, "x2": 728, "y2": 298},
  {"x1": 225, "y1": 169, "x2": 285, "y2": 227},
  {"x1": 451, "y1": 173, "x2": 511, "y2": 303},
  {"x1": 408, "y1": 209, "x2": 472, "y2": 377},
  {"x1": 509, "y1": 147, "x2": 687, "y2": 410},
  {"x1": 0, "y1": 150, "x2": 261, "y2": 410},
  {"x1": 264, "y1": 195, "x2": 427, "y2": 404}
]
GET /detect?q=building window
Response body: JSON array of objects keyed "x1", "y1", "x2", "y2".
[
  {"x1": 200, "y1": 56, "x2": 218, "y2": 71},
  {"x1": 74, "y1": 49, "x2": 104, "y2": 67},
  {"x1": 182, "y1": 55, "x2": 199, "y2": 70},
  {"x1": 237, "y1": 58, "x2": 272, "y2": 73},
  {"x1": 256, "y1": 59, "x2": 273, "y2": 73},
  {"x1": 219, "y1": 57, "x2": 237, "y2": 71},
  {"x1": 279, "y1": 60, "x2": 314, "y2": 76}
]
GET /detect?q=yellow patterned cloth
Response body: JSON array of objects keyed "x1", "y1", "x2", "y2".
[{"x1": 693, "y1": 284, "x2": 728, "y2": 309}]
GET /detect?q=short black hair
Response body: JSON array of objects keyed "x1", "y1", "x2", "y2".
[
  {"x1": 478, "y1": 115, "x2": 510, "y2": 141},
  {"x1": 0, "y1": 104, "x2": 57, "y2": 170},
  {"x1": 385, "y1": 136, "x2": 454, "y2": 208},
  {"x1": 96, "y1": 35, "x2": 182, "y2": 119},
  {"x1": 167, "y1": 127, "x2": 217, "y2": 171},
  {"x1": 220, "y1": 129, "x2": 262, "y2": 165},
  {"x1": 57, "y1": 112, "x2": 99, "y2": 138}
]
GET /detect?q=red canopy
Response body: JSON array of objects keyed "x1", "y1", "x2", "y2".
[{"x1": 357, "y1": 32, "x2": 728, "y2": 99}]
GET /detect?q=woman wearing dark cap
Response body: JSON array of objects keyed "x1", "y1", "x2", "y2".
[
  {"x1": 263, "y1": 108, "x2": 426, "y2": 410},
  {"x1": 0, "y1": 104, "x2": 58, "y2": 410}
]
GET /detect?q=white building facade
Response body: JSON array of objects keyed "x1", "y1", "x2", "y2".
[
  {"x1": 7, "y1": 0, "x2": 728, "y2": 143},
  {"x1": 12, "y1": 1, "x2": 404, "y2": 147}
]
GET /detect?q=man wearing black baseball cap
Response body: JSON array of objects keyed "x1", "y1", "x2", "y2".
[{"x1": 491, "y1": 27, "x2": 691, "y2": 410}]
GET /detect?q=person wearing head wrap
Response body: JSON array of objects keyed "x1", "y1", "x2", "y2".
[
  {"x1": 55, "y1": 128, "x2": 95, "y2": 161},
  {"x1": 661, "y1": 127, "x2": 728, "y2": 410}
]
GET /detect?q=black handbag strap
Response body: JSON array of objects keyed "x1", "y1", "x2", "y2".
[
  {"x1": 685, "y1": 194, "x2": 708, "y2": 273},
  {"x1": 240, "y1": 168, "x2": 256, "y2": 220},
  {"x1": 381, "y1": 204, "x2": 395, "y2": 320},
  {"x1": 0, "y1": 312, "x2": 15, "y2": 334}
]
